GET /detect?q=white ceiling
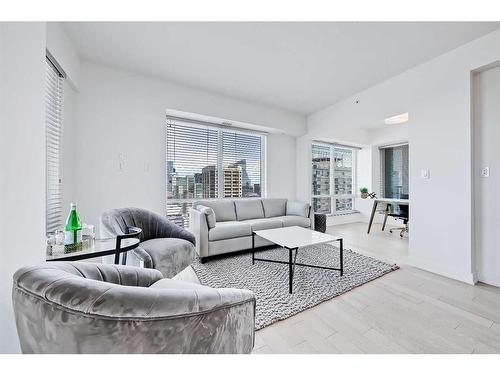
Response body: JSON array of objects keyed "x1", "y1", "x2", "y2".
[{"x1": 62, "y1": 22, "x2": 500, "y2": 115}]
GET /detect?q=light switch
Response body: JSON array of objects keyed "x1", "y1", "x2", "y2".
[
  {"x1": 421, "y1": 169, "x2": 430, "y2": 179},
  {"x1": 118, "y1": 153, "x2": 125, "y2": 171},
  {"x1": 481, "y1": 167, "x2": 490, "y2": 177}
]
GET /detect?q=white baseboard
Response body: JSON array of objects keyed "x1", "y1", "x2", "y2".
[
  {"x1": 477, "y1": 273, "x2": 500, "y2": 287},
  {"x1": 406, "y1": 256, "x2": 476, "y2": 285}
]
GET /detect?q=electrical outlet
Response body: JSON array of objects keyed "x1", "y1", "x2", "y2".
[
  {"x1": 481, "y1": 167, "x2": 490, "y2": 177},
  {"x1": 421, "y1": 169, "x2": 430, "y2": 179}
]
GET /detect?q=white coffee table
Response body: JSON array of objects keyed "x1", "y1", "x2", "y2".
[{"x1": 252, "y1": 226, "x2": 343, "y2": 293}]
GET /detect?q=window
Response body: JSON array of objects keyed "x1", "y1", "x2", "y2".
[
  {"x1": 166, "y1": 118, "x2": 265, "y2": 227},
  {"x1": 45, "y1": 57, "x2": 65, "y2": 234},
  {"x1": 380, "y1": 144, "x2": 409, "y2": 199},
  {"x1": 312, "y1": 143, "x2": 356, "y2": 215}
]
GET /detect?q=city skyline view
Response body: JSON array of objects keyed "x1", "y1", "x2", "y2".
[{"x1": 167, "y1": 159, "x2": 262, "y2": 200}]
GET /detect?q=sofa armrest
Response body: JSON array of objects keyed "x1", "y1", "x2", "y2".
[
  {"x1": 189, "y1": 207, "x2": 209, "y2": 258},
  {"x1": 131, "y1": 246, "x2": 154, "y2": 269},
  {"x1": 286, "y1": 201, "x2": 311, "y2": 218},
  {"x1": 154, "y1": 216, "x2": 195, "y2": 245}
]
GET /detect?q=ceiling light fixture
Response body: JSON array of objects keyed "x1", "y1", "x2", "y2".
[{"x1": 384, "y1": 112, "x2": 409, "y2": 125}]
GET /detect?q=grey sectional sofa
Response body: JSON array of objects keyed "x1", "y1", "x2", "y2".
[{"x1": 190, "y1": 198, "x2": 312, "y2": 262}]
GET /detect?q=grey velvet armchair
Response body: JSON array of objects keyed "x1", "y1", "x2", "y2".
[
  {"x1": 100, "y1": 208, "x2": 196, "y2": 278},
  {"x1": 12, "y1": 262, "x2": 256, "y2": 354}
]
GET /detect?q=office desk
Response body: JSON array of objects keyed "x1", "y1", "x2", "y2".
[{"x1": 367, "y1": 198, "x2": 410, "y2": 234}]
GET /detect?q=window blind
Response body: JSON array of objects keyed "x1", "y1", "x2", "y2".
[
  {"x1": 45, "y1": 58, "x2": 64, "y2": 234},
  {"x1": 166, "y1": 119, "x2": 265, "y2": 227}
]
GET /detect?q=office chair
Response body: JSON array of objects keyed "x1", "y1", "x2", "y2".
[{"x1": 388, "y1": 194, "x2": 409, "y2": 238}]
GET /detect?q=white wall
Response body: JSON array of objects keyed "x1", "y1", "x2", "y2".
[
  {"x1": 367, "y1": 124, "x2": 409, "y2": 147},
  {"x1": 73, "y1": 62, "x2": 306, "y2": 227},
  {"x1": 473, "y1": 64, "x2": 500, "y2": 287},
  {"x1": 303, "y1": 29, "x2": 500, "y2": 284},
  {"x1": 0, "y1": 22, "x2": 46, "y2": 353},
  {"x1": 46, "y1": 22, "x2": 81, "y2": 90},
  {"x1": 266, "y1": 133, "x2": 297, "y2": 199}
]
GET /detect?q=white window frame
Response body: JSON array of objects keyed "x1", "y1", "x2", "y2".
[{"x1": 311, "y1": 142, "x2": 357, "y2": 215}]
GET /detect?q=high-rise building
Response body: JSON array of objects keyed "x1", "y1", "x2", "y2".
[
  {"x1": 312, "y1": 156, "x2": 331, "y2": 212},
  {"x1": 167, "y1": 161, "x2": 176, "y2": 198},
  {"x1": 312, "y1": 156, "x2": 330, "y2": 196},
  {"x1": 194, "y1": 173, "x2": 202, "y2": 184},
  {"x1": 186, "y1": 175, "x2": 195, "y2": 199},
  {"x1": 202, "y1": 166, "x2": 218, "y2": 198},
  {"x1": 253, "y1": 183, "x2": 261, "y2": 196},
  {"x1": 223, "y1": 164, "x2": 243, "y2": 198},
  {"x1": 194, "y1": 183, "x2": 203, "y2": 198},
  {"x1": 201, "y1": 165, "x2": 243, "y2": 198},
  {"x1": 176, "y1": 176, "x2": 187, "y2": 198},
  {"x1": 235, "y1": 159, "x2": 253, "y2": 196}
]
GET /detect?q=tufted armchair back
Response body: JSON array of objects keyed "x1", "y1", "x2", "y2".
[
  {"x1": 100, "y1": 207, "x2": 195, "y2": 245},
  {"x1": 12, "y1": 262, "x2": 255, "y2": 353}
]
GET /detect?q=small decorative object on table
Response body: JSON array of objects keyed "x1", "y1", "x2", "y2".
[
  {"x1": 82, "y1": 223, "x2": 95, "y2": 250},
  {"x1": 360, "y1": 187, "x2": 369, "y2": 199},
  {"x1": 314, "y1": 213, "x2": 327, "y2": 233}
]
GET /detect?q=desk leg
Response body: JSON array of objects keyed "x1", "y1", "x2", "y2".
[
  {"x1": 382, "y1": 205, "x2": 389, "y2": 231},
  {"x1": 367, "y1": 201, "x2": 378, "y2": 234}
]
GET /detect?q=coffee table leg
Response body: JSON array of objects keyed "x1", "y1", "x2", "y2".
[
  {"x1": 252, "y1": 232, "x2": 255, "y2": 265},
  {"x1": 339, "y1": 238, "x2": 344, "y2": 276},
  {"x1": 289, "y1": 247, "x2": 293, "y2": 294}
]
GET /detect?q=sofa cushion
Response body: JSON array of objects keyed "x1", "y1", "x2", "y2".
[
  {"x1": 194, "y1": 200, "x2": 236, "y2": 222},
  {"x1": 234, "y1": 199, "x2": 264, "y2": 221},
  {"x1": 243, "y1": 218, "x2": 283, "y2": 231},
  {"x1": 261, "y1": 198, "x2": 287, "y2": 218},
  {"x1": 197, "y1": 205, "x2": 216, "y2": 229},
  {"x1": 286, "y1": 201, "x2": 311, "y2": 218},
  {"x1": 208, "y1": 221, "x2": 252, "y2": 241},
  {"x1": 276, "y1": 216, "x2": 311, "y2": 228}
]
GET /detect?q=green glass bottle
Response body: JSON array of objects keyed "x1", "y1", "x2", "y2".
[{"x1": 64, "y1": 202, "x2": 82, "y2": 248}]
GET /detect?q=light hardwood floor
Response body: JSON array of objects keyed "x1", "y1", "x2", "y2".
[{"x1": 253, "y1": 222, "x2": 500, "y2": 354}]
